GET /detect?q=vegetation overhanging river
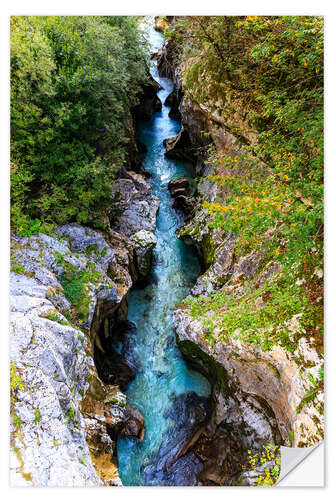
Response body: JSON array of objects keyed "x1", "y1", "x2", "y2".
[{"x1": 115, "y1": 23, "x2": 212, "y2": 486}]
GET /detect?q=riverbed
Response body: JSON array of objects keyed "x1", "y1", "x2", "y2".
[{"x1": 116, "y1": 21, "x2": 211, "y2": 486}]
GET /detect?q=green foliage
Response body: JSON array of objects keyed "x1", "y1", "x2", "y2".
[
  {"x1": 10, "y1": 361, "x2": 25, "y2": 429},
  {"x1": 184, "y1": 265, "x2": 318, "y2": 352},
  {"x1": 10, "y1": 361, "x2": 25, "y2": 406},
  {"x1": 33, "y1": 408, "x2": 41, "y2": 423},
  {"x1": 11, "y1": 257, "x2": 25, "y2": 274},
  {"x1": 10, "y1": 16, "x2": 148, "y2": 231},
  {"x1": 85, "y1": 243, "x2": 98, "y2": 257},
  {"x1": 77, "y1": 332, "x2": 84, "y2": 344},
  {"x1": 86, "y1": 261, "x2": 102, "y2": 283},
  {"x1": 54, "y1": 251, "x2": 65, "y2": 265},
  {"x1": 54, "y1": 250, "x2": 103, "y2": 320},
  {"x1": 44, "y1": 311, "x2": 69, "y2": 325},
  {"x1": 55, "y1": 252, "x2": 104, "y2": 320},
  {"x1": 247, "y1": 444, "x2": 281, "y2": 486},
  {"x1": 65, "y1": 405, "x2": 75, "y2": 424},
  {"x1": 296, "y1": 367, "x2": 324, "y2": 414},
  {"x1": 13, "y1": 414, "x2": 22, "y2": 430},
  {"x1": 61, "y1": 268, "x2": 90, "y2": 320},
  {"x1": 45, "y1": 313, "x2": 59, "y2": 322},
  {"x1": 62, "y1": 309, "x2": 75, "y2": 324},
  {"x1": 175, "y1": 15, "x2": 323, "y2": 267},
  {"x1": 173, "y1": 16, "x2": 323, "y2": 354},
  {"x1": 54, "y1": 252, "x2": 91, "y2": 319},
  {"x1": 15, "y1": 217, "x2": 55, "y2": 238}
]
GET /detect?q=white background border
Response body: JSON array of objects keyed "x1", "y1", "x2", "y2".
[{"x1": 1, "y1": 1, "x2": 331, "y2": 498}]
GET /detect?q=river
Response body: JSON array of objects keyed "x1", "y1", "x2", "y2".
[{"x1": 116, "y1": 20, "x2": 211, "y2": 486}]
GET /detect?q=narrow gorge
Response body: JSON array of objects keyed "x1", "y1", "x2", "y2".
[
  {"x1": 115, "y1": 25, "x2": 212, "y2": 486},
  {"x1": 10, "y1": 15, "x2": 324, "y2": 487}
]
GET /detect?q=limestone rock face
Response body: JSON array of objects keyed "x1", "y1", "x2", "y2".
[
  {"x1": 174, "y1": 199, "x2": 323, "y2": 455},
  {"x1": 168, "y1": 69, "x2": 323, "y2": 450},
  {"x1": 174, "y1": 196, "x2": 323, "y2": 462},
  {"x1": 168, "y1": 177, "x2": 193, "y2": 216},
  {"x1": 156, "y1": 38, "x2": 178, "y2": 80},
  {"x1": 175, "y1": 308, "x2": 322, "y2": 446},
  {"x1": 123, "y1": 113, "x2": 145, "y2": 174},
  {"x1": 10, "y1": 162, "x2": 160, "y2": 487},
  {"x1": 109, "y1": 171, "x2": 160, "y2": 280},
  {"x1": 132, "y1": 75, "x2": 162, "y2": 120},
  {"x1": 168, "y1": 177, "x2": 190, "y2": 197},
  {"x1": 163, "y1": 127, "x2": 195, "y2": 164},
  {"x1": 179, "y1": 97, "x2": 211, "y2": 153},
  {"x1": 120, "y1": 405, "x2": 145, "y2": 441},
  {"x1": 129, "y1": 230, "x2": 157, "y2": 277},
  {"x1": 164, "y1": 88, "x2": 182, "y2": 119},
  {"x1": 228, "y1": 460, "x2": 278, "y2": 486},
  {"x1": 173, "y1": 195, "x2": 194, "y2": 217},
  {"x1": 110, "y1": 171, "x2": 160, "y2": 238},
  {"x1": 157, "y1": 30, "x2": 323, "y2": 484},
  {"x1": 9, "y1": 225, "x2": 135, "y2": 486},
  {"x1": 10, "y1": 279, "x2": 100, "y2": 486},
  {"x1": 156, "y1": 33, "x2": 244, "y2": 176}
]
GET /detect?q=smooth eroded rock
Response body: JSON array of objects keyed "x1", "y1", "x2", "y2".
[{"x1": 120, "y1": 405, "x2": 145, "y2": 441}]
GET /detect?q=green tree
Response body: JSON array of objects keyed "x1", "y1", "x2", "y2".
[{"x1": 10, "y1": 16, "x2": 148, "y2": 232}]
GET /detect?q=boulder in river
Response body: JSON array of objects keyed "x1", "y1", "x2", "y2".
[
  {"x1": 120, "y1": 405, "x2": 145, "y2": 441},
  {"x1": 133, "y1": 75, "x2": 162, "y2": 120},
  {"x1": 163, "y1": 127, "x2": 195, "y2": 163},
  {"x1": 144, "y1": 392, "x2": 211, "y2": 485},
  {"x1": 173, "y1": 195, "x2": 194, "y2": 216},
  {"x1": 129, "y1": 230, "x2": 158, "y2": 278},
  {"x1": 165, "y1": 88, "x2": 182, "y2": 120},
  {"x1": 168, "y1": 177, "x2": 190, "y2": 197},
  {"x1": 109, "y1": 170, "x2": 160, "y2": 238}
]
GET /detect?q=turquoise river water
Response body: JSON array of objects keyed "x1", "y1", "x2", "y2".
[{"x1": 116, "y1": 23, "x2": 211, "y2": 486}]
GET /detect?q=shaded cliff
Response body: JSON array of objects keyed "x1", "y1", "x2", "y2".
[
  {"x1": 157, "y1": 17, "x2": 324, "y2": 485},
  {"x1": 10, "y1": 171, "x2": 159, "y2": 485}
]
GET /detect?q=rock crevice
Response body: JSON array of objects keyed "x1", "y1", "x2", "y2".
[
  {"x1": 10, "y1": 162, "x2": 159, "y2": 486},
  {"x1": 156, "y1": 32, "x2": 324, "y2": 485}
]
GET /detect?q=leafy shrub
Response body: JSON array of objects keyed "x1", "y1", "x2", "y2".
[
  {"x1": 12, "y1": 414, "x2": 22, "y2": 430},
  {"x1": 65, "y1": 405, "x2": 75, "y2": 424},
  {"x1": 61, "y1": 269, "x2": 90, "y2": 320},
  {"x1": 33, "y1": 408, "x2": 41, "y2": 423},
  {"x1": 10, "y1": 361, "x2": 25, "y2": 430},
  {"x1": 173, "y1": 16, "x2": 323, "y2": 354},
  {"x1": 10, "y1": 16, "x2": 148, "y2": 231},
  {"x1": 184, "y1": 263, "x2": 323, "y2": 352},
  {"x1": 15, "y1": 217, "x2": 55, "y2": 238},
  {"x1": 296, "y1": 368, "x2": 324, "y2": 414},
  {"x1": 44, "y1": 311, "x2": 69, "y2": 325},
  {"x1": 10, "y1": 361, "x2": 24, "y2": 406},
  {"x1": 11, "y1": 257, "x2": 25, "y2": 275},
  {"x1": 247, "y1": 444, "x2": 281, "y2": 486}
]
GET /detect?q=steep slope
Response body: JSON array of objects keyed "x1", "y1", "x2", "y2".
[
  {"x1": 155, "y1": 16, "x2": 324, "y2": 485},
  {"x1": 10, "y1": 171, "x2": 159, "y2": 486}
]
